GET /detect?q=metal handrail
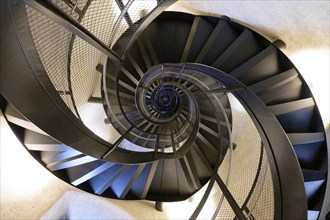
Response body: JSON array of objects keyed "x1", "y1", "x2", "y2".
[{"x1": 183, "y1": 63, "x2": 307, "y2": 220}]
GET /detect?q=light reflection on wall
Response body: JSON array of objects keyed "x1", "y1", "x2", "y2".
[
  {"x1": 0, "y1": 115, "x2": 53, "y2": 201},
  {"x1": 289, "y1": 49, "x2": 330, "y2": 128}
]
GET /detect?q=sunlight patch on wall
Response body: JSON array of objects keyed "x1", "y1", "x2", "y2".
[
  {"x1": 0, "y1": 115, "x2": 53, "y2": 202},
  {"x1": 290, "y1": 48, "x2": 330, "y2": 127}
]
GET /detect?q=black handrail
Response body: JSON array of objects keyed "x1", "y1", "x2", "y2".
[
  {"x1": 1, "y1": 0, "x2": 160, "y2": 164},
  {"x1": 0, "y1": 2, "x2": 314, "y2": 218},
  {"x1": 182, "y1": 63, "x2": 307, "y2": 220}
]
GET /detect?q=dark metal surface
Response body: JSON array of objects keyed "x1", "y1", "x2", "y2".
[
  {"x1": 155, "y1": 201, "x2": 163, "y2": 212},
  {"x1": 115, "y1": 0, "x2": 133, "y2": 26},
  {"x1": 183, "y1": 63, "x2": 307, "y2": 220}
]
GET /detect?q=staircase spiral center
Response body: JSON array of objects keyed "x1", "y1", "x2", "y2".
[{"x1": 151, "y1": 84, "x2": 181, "y2": 116}]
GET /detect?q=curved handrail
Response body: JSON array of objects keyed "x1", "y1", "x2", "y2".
[
  {"x1": 183, "y1": 63, "x2": 307, "y2": 220},
  {"x1": 1, "y1": 0, "x2": 180, "y2": 164},
  {"x1": 1, "y1": 2, "x2": 323, "y2": 218}
]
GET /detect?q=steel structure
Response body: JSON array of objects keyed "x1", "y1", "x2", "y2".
[{"x1": 0, "y1": 0, "x2": 328, "y2": 219}]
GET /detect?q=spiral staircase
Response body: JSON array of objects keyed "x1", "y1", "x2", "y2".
[{"x1": 0, "y1": 0, "x2": 329, "y2": 219}]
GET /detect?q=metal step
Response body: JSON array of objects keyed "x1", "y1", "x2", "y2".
[
  {"x1": 303, "y1": 169, "x2": 327, "y2": 209},
  {"x1": 288, "y1": 133, "x2": 325, "y2": 169},
  {"x1": 269, "y1": 98, "x2": 316, "y2": 133},
  {"x1": 111, "y1": 164, "x2": 146, "y2": 199},
  {"x1": 181, "y1": 16, "x2": 214, "y2": 62},
  {"x1": 195, "y1": 19, "x2": 238, "y2": 65},
  {"x1": 67, "y1": 161, "x2": 115, "y2": 186},
  {"x1": 5, "y1": 104, "x2": 47, "y2": 135},
  {"x1": 130, "y1": 161, "x2": 159, "y2": 199},
  {"x1": 211, "y1": 28, "x2": 259, "y2": 72},
  {"x1": 24, "y1": 130, "x2": 73, "y2": 151}
]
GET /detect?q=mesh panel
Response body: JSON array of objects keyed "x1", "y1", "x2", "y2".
[
  {"x1": 26, "y1": 5, "x2": 78, "y2": 117},
  {"x1": 47, "y1": 0, "x2": 160, "y2": 52},
  {"x1": 219, "y1": 98, "x2": 263, "y2": 205},
  {"x1": 69, "y1": 37, "x2": 120, "y2": 142},
  {"x1": 68, "y1": 0, "x2": 121, "y2": 142},
  {"x1": 216, "y1": 196, "x2": 236, "y2": 219},
  {"x1": 128, "y1": 1, "x2": 157, "y2": 24},
  {"x1": 25, "y1": 0, "x2": 162, "y2": 143},
  {"x1": 49, "y1": 0, "x2": 86, "y2": 21},
  {"x1": 219, "y1": 95, "x2": 273, "y2": 219},
  {"x1": 26, "y1": 5, "x2": 118, "y2": 142},
  {"x1": 80, "y1": 0, "x2": 120, "y2": 45},
  {"x1": 195, "y1": 94, "x2": 274, "y2": 219},
  {"x1": 244, "y1": 155, "x2": 274, "y2": 219},
  {"x1": 111, "y1": 0, "x2": 159, "y2": 54},
  {"x1": 110, "y1": 17, "x2": 130, "y2": 48},
  {"x1": 48, "y1": 0, "x2": 120, "y2": 45}
]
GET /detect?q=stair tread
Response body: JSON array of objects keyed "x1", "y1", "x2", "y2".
[
  {"x1": 141, "y1": 161, "x2": 159, "y2": 198},
  {"x1": 230, "y1": 45, "x2": 276, "y2": 79},
  {"x1": 111, "y1": 165, "x2": 145, "y2": 198},
  {"x1": 5, "y1": 104, "x2": 47, "y2": 135},
  {"x1": 118, "y1": 79, "x2": 136, "y2": 94},
  {"x1": 68, "y1": 161, "x2": 115, "y2": 186},
  {"x1": 180, "y1": 16, "x2": 201, "y2": 62},
  {"x1": 192, "y1": 143, "x2": 213, "y2": 173},
  {"x1": 157, "y1": 14, "x2": 192, "y2": 63},
  {"x1": 211, "y1": 29, "x2": 253, "y2": 68},
  {"x1": 93, "y1": 165, "x2": 130, "y2": 195},
  {"x1": 195, "y1": 19, "x2": 226, "y2": 63},
  {"x1": 287, "y1": 133, "x2": 325, "y2": 145},
  {"x1": 196, "y1": 133, "x2": 218, "y2": 157},
  {"x1": 120, "y1": 66, "x2": 140, "y2": 85},
  {"x1": 269, "y1": 97, "x2": 315, "y2": 115},
  {"x1": 199, "y1": 122, "x2": 219, "y2": 138},
  {"x1": 42, "y1": 150, "x2": 82, "y2": 164},
  {"x1": 184, "y1": 17, "x2": 215, "y2": 62},
  {"x1": 307, "y1": 210, "x2": 320, "y2": 220},
  {"x1": 249, "y1": 68, "x2": 298, "y2": 94},
  {"x1": 24, "y1": 130, "x2": 73, "y2": 151},
  {"x1": 179, "y1": 154, "x2": 201, "y2": 190},
  {"x1": 302, "y1": 169, "x2": 327, "y2": 182},
  {"x1": 258, "y1": 77, "x2": 303, "y2": 105},
  {"x1": 47, "y1": 154, "x2": 97, "y2": 171},
  {"x1": 137, "y1": 39, "x2": 152, "y2": 70}
]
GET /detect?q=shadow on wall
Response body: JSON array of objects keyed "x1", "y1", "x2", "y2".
[{"x1": 289, "y1": 48, "x2": 330, "y2": 129}]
